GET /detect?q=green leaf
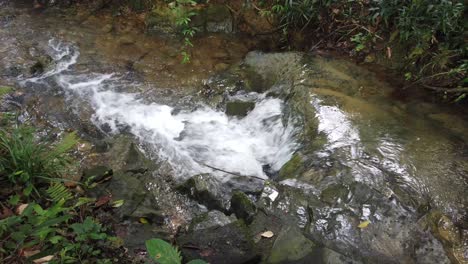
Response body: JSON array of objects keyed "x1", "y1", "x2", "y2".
[
  {"x1": 8, "y1": 195, "x2": 20, "y2": 206},
  {"x1": 46, "y1": 182, "x2": 73, "y2": 202},
  {"x1": 50, "y1": 235, "x2": 63, "y2": 244},
  {"x1": 23, "y1": 184, "x2": 33, "y2": 196},
  {"x1": 111, "y1": 199, "x2": 124, "y2": 208},
  {"x1": 454, "y1": 93, "x2": 466, "y2": 102},
  {"x1": 74, "y1": 197, "x2": 96, "y2": 207},
  {"x1": 145, "y1": 238, "x2": 182, "y2": 264}
]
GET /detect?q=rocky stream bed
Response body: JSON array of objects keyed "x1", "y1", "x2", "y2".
[{"x1": 0, "y1": 1, "x2": 467, "y2": 263}]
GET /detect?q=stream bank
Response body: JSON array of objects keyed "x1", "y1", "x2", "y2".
[{"x1": 0, "y1": 1, "x2": 467, "y2": 263}]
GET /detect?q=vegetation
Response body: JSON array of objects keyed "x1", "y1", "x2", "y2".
[
  {"x1": 0, "y1": 127, "x2": 78, "y2": 197},
  {"x1": 0, "y1": 125, "x2": 207, "y2": 263},
  {"x1": 0, "y1": 127, "x2": 122, "y2": 263},
  {"x1": 258, "y1": 0, "x2": 467, "y2": 101},
  {"x1": 145, "y1": 238, "x2": 207, "y2": 264},
  {"x1": 170, "y1": 0, "x2": 199, "y2": 64}
]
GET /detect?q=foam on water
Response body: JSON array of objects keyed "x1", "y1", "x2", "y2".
[{"x1": 25, "y1": 40, "x2": 297, "y2": 180}]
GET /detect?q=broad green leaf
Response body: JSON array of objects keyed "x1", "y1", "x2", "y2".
[
  {"x1": 145, "y1": 238, "x2": 182, "y2": 264},
  {"x1": 8, "y1": 195, "x2": 20, "y2": 206}
]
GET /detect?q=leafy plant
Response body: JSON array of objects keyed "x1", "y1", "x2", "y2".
[
  {"x1": 350, "y1": 33, "x2": 371, "y2": 52},
  {"x1": 145, "y1": 238, "x2": 207, "y2": 264},
  {"x1": 170, "y1": 0, "x2": 199, "y2": 63},
  {"x1": 46, "y1": 182, "x2": 74, "y2": 202},
  {"x1": 0, "y1": 127, "x2": 78, "y2": 191},
  {"x1": 0, "y1": 197, "x2": 116, "y2": 263}
]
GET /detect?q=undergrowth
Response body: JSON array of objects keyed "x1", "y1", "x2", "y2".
[{"x1": 258, "y1": 0, "x2": 467, "y2": 101}]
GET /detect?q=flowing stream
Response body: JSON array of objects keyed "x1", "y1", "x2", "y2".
[
  {"x1": 1, "y1": 2, "x2": 467, "y2": 262},
  {"x1": 23, "y1": 40, "x2": 297, "y2": 180}
]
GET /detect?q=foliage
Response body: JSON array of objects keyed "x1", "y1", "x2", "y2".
[
  {"x1": 145, "y1": 238, "x2": 207, "y2": 264},
  {"x1": 262, "y1": 0, "x2": 467, "y2": 100},
  {"x1": 169, "y1": 0, "x2": 199, "y2": 63},
  {"x1": 46, "y1": 182, "x2": 74, "y2": 202},
  {"x1": 0, "y1": 127, "x2": 78, "y2": 192},
  {"x1": 0, "y1": 196, "x2": 117, "y2": 264}
]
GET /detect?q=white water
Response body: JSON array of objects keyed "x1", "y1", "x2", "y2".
[{"x1": 25, "y1": 40, "x2": 297, "y2": 180}]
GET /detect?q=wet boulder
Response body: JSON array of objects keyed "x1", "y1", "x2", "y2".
[
  {"x1": 178, "y1": 173, "x2": 228, "y2": 211},
  {"x1": 177, "y1": 220, "x2": 260, "y2": 264},
  {"x1": 202, "y1": 5, "x2": 233, "y2": 33},
  {"x1": 225, "y1": 101, "x2": 255, "y2": 117},
  {"x1": 29, "y1": 55, "x2": 54, "y2": 76},
  {"x1": 267, "y1": 226, "x2": 317, "y2": 264},
  {"x1": 189, "y1": 210, "x2": 236, "y2": 232},
  {"x1": 230, "y1": 191, "x2": 257, "y2": 223}
]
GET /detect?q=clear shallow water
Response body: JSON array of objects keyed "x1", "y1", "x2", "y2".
[{"x1": 23, "y1": 40, "x2": 297, "y2": 180}]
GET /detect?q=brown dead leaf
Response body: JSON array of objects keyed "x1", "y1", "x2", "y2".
[
  {"x1": 0, "y1": 205, "x2": 14, "y2": 219},
  {"x1": 64, "y1": 180, "x2": 77, "y2": 188},
  {"x1": 22, "y1": 249, "x2": 40, "y2": 257},
  {"x1": 260, "y1": 231, "x2": 274, "y2": 238},
  {"x1": 16, "y1": 203, "x2": 29, "y2": 215},
  {"x1": 95, "y1": 195, "x2": 112, "y2": 208}
]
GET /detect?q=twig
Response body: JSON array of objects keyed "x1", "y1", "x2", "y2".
[
  {"x1": 421, "y1": 84, "x2": 468, "y2": 93},
  {"x1": 198, "y1": 162, "x2": 266, "y2": 181},
  {"x1": 403, "y1": 70, "x2": 457, "y2": 89}
]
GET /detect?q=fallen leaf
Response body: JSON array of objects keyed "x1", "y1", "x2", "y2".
[
  {"x1": 95, "y1": 195, "x2": 112, "y2": 208},
  {"x1": 16, "y1": 203, "x2": 29, "y2": 215},
  {"x1": 33, "y1": 255, "x2": 54, "y2": 263},
  {"x1": 0, "y1": 205, "x2": 13, "y2": 219},
  {"x1": 358, "y1": 220, "x2": 371, "y2": 229},
  {"x1": 139, "y1": 217, "x2": 149, "y2": 224},
  {"x1": 260, "y1": 231, "x2": 274, "y2": 238},
  {"x1": 22, "y1": 249, "x2": 40, "y2": 257}
]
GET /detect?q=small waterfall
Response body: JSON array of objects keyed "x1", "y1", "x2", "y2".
[{"x1": 23, "y1": 40, "x2": 298, "y2": 180}]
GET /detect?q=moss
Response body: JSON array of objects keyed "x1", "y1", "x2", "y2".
[
  {"x1": 0, "y1": 86, "x2": 13, "y2": 97},
  {"x1": 267, "y1": 226, "x2": 316, "y2": 263},
  {"x1": 225, "y1": 101, "x2": 255, "y2": 117},
  {"x1": 320, "y1": 184, "x2": 349, "y2": 205},
  {"x1": 278, "y1": 153, "x2": 303, "y2": 180},
  {"x1": 230, "y1": 191, "x2": 256, "y2": 223}
]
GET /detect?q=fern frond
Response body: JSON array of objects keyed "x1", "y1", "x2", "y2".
[
  {"x1": 46, "y1": 182, "x2": 73, "y2": 202},
  {"x1": 48, "y1": 132, "x2": 78, "y2": 158}
]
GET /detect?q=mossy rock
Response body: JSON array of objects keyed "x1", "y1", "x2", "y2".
[
  {"x1": 267, "y1": 226, "x2": 317, "y2": 264},
  {"x1": 278, "y1": 154, "x2": 304, "y2": 180},
  {"x1": 225, "y1": 101, "x2": 255, "y2": 117},
  {"x1": 82, "y1": 165, "x2": 113, "y2": 184},
  {"x1": 230, "y1": 191, "x2": 256, "y2": 223}
]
